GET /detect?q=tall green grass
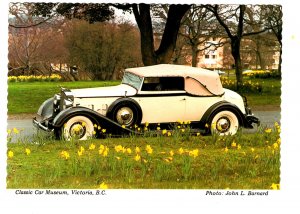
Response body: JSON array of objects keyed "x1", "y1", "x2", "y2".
[{"x1": 7, "y1": 123, "x2": 280, "y2": 189}]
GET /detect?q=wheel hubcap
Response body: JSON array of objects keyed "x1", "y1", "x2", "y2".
[
  {"x1": 216, "y1": 117, "x2": 231, "y2": 133},
  {"x1": 116, "y1": 107, "x2": 133, "y2": 125},
  {"x1": 70, "y1": 123, "x2": 86, "y2": 138}
]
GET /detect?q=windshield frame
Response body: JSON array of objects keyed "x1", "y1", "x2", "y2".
[{"x1": 122, "y1": 71, "x2": 143, "y2": 91}]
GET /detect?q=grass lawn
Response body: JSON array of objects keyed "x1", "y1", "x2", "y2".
[
  {"x1": 7, "y1": 78, "x2": 281, "y2": 115},
  {"x1": 7, "y1": 81, "x2": 119, "y2": 114},
  {"x1": 7, "y1": 125, "x2": 280, "y2": 189}
]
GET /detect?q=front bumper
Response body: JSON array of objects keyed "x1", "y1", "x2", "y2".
[{"x1": 33, "y1": 117, "x2": 53, "y2": 132}]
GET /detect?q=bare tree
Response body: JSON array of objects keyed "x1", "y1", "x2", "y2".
[
  {"x1": 8, "y1": 3, "x2": 68, "y2": 76},
  {"x1": 205, "y1": 5, "x2": 270, "y2": 90}
]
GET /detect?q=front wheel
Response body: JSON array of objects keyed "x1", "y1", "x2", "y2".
[
  {"x1": 110, "y1": 102, "x2": 141, "y2": 128},
  {"x1": 209, "y1": 110, "x2": 239, "y2": 135},
  {"x1": 61, "y1": 115, "x2": 95, "y2": 140}
]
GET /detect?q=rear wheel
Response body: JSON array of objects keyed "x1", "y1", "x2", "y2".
[
  {"x1": 210, "y1": 110, "x2": 239, "y2": 135},
  {"x1": 62, "y1": 115, "x2": 95, "y2": 140}
]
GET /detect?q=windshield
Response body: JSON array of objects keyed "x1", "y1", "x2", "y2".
[{"x1": 122, "y1": 72, "x2": 143, "y2": 90}]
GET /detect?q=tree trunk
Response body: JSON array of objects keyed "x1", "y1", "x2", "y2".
[
  {"x1": 133, "y1": 4, "x2": 190, "y2": 65},
  {"x1": 231, "y1": 37, "x2": 243, "y2": 90},
  {"x1": 278, "y1": 45, "x2": 282, "y2": 76},
  {"x1": 191, "y1": 44, "x2": 198, "y2": 67}
]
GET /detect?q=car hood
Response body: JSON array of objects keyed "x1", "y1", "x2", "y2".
[{"x1": 71, "y1": 84, "x2": 137, "y2": 98}]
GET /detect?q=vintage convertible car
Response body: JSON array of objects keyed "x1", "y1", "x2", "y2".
[{"x1": 33, "y1": 64, "x2": 259, "y2": 140}]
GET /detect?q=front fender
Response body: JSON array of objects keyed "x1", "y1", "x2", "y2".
[
  {"x1": 52, "y1": 107, "x2": 134, "y2": 135},
  {"x1": 37, "y1": 97, "x2": 54, "y2": 119}
]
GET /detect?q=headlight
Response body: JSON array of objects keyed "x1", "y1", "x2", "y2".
[
  {"x1": 53, "y1": 94, "x2": 61, "y2": 105},
  {"x1": 63, "y1": 99, "x2": 73, "y2": 109}
]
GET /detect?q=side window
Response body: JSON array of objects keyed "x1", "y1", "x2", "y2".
[{"x1": 142, "y1": 77, "x2": 184, "y2": 91}]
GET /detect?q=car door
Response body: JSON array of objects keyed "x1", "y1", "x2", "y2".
[{"x1": 134, "y1": 77, "x2": 187, "y2": 124}]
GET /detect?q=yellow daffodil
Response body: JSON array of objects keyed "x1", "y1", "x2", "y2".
[
  {"x1": 134, "y1": 154, "x2": 141, "y2": 162},
  {"x1": 126, "y1": 148, "x2": 132, "y2": 154},
  {"x1": 94, "y1": 124, "x2": 98, "y2": 128},
  {"x1": 265, "y1": 128, "x2": 272, "y2": 133},
  {"x1": 164, "y1": 157, "x2": 173, "y2": 163},
  {"x1": 270, "y1": 183, "x2": 280, "y2": 190},
  {"x1": 178, "y1": 147, "x2": 184, "y2": 155},
  {"x1": 92, "y1": 131, "x2": 96, "y2": 135},
  {"x1": 8, "y1": 150, "x2": 14, "y2": 158},
  {"x1": 273, "y1": 143, "x2": 279, "y2": 150},
  {"x1": 237, "y1": 144, "x2": 241, "y2": 150},
  {"x1": 162, "y1": 129, "x2": 167, "y2": 135},
  {"x1": 135, "y1": 146, "x2": 140, "y2": 153},
  {"x1": 251, "y1": 148, "x2": 255, "y2": 152},
  {"x1": 231, "y1": 141, "x2": 237, "y2": 148},
  {"x1": 102, "y1": 129, "x2": 106, "y2": 133},
  {"x1": 169, "y1": 150, "x2": 174, "y2": 157},
  {"x1": 196, "y1": 132, "x2": 200, "y2": 136},
  {"x1": 25, "y1": 148, "x2": 31, "y2": 155},
  {"x1": 189, "y1": 149, "x2": 199, "y2": 158},
  {"x1": 146, "y1": 145, "x2": 153, "y2": 154},
  {"x1": 145, "y1": 122, "x2": 149, "y2": 127},
  {"x1": 115, "y1": 156, "x2": 121, "y2": 161},
  {"x1": 102, "y1": 148, "x2": 109, "y2": 157},
  {"x1": 80, "y1": 146, "x2": 85, "y2": 152},
  {"x1": 157, "y1": 126, "x2": 161, "y2": 131},
  {"x1": 60, "y1": 151, "x2": 70, "y2": 160},
  {"x1": 99, "y1": 182, "x2": 108, "y2": 189},
  {"x1": 122, "y1": 125, "x2": 126, "y2": 129},
  {"x1": 13, "y1": 128, "x2": 19, "y2": 134},
  {"x1": 167, "y1": 132, "x2": 172, "y2": 137},
  {"x1": 211, "y1": 123, "x2": 216, "y2": 130},
  {"x1": 181, "y1": 129, "x2": 185, "y2": 133},
  {"x1": 97, "y1": 126, "x2": 101, "y2": 130},
  {"x1": 77, "y1": 150, "x2": 83, "y2": 156},
  {"x1": 144, "y1": 127, "x2": 148, "y2": 131},
  {"x1": 114, "y1": 145, "x2": 123, "y2": 153},
  {"x1": 224, "y1": 147, "x2": 229, "y2": 153},
  {"x1": 89, "y1": 143, "x2": 96, "y2": 150},
  {"x1": 81, "y1": 122, "x2": 86, "y2": 127},
  {"x1": 7, "y1": 129, "x2": 11, "y2": 135}
]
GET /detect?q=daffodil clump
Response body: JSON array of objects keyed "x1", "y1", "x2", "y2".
[
  {"x1": 243, "y1": 70, "x2": 279, "y2": 79},
  {"x1": 8, "y1": 74, "x2": 61, "y2": 82},
  {"x1": 221, "y1": 76, "x2": 263, "y2": 93}
]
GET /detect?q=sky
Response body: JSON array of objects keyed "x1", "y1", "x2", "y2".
[{"x1": 1, "y1": 0, "x2": 300, "y2": 214}]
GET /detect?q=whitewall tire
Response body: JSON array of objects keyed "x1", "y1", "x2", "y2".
[
  {"x1": 210, "y1": 110, "x2": 239, "y2": 135},
  {"x1": 62, "y1": 115, "x2": 95, "y2": 140}
]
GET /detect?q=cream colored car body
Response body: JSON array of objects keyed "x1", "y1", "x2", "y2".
[
  {"x1": 70, "y1": 64, "x2": 245, "y2": 124},
  {"x1": 34, "y1": 64, "x2": 259, "y2": 138}
]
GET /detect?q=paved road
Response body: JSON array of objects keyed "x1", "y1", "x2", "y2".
[{"x1": 7, "y1": 111, "x2": 280, "y2": 143}]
